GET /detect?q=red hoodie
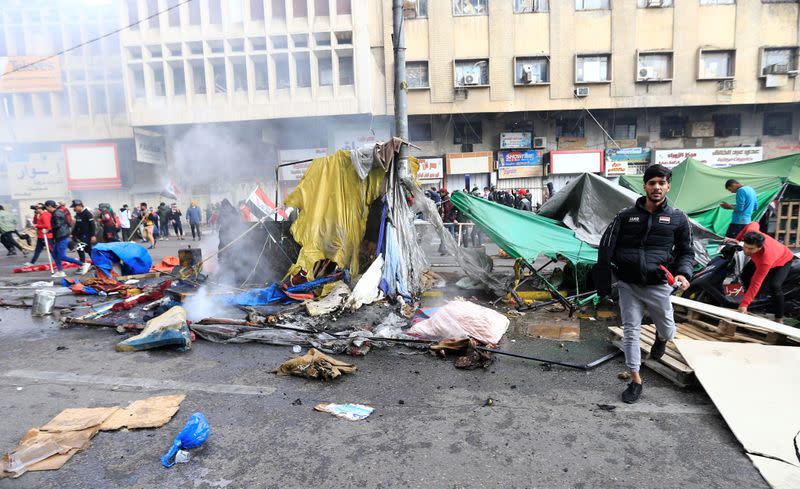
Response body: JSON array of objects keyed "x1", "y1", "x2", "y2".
[
  {"x1": 34, "y1": 211, "x2": 53, "y2": 239},
  {"x1": 735, "y1": 222, "x2": 795, "y2": 308}
]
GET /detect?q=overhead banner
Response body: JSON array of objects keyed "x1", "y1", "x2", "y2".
[
  {"x1": 654, "y1": 147, "x2": 764, "y2": 169},
  {"x1": 417, "y1": 157, "x2": 444, "y2": 180},
  {"x1": 497, "y1": 150, "x2": 543, "y2": 179},
  {"x1": 549, "y1": 150, "x2": 604, "y2": 175},
  {"x1": 605, "y1": 148, "x2": 651, "y2": 177},
  {"x1": 446, "y1": 152, "x2": 493, "y2": 175},
  {"x1": 278, "y1": 148, "x2": 327, "y2": 182},
  {"x1": 134, "y1": 128, "x2": 166, "y2": 165},
  {"x1": 64, "y1": 143, "x2": 122, "y2": 190},
  {"x1": 0, "y1": 56, "x2": 63, "y2": 93},
  {"x1": 7, "y1": 152, "x2": 68, "y2": 199},
  {"x1": 500, "y1": 132, "x2": 532, "y2": 149}
]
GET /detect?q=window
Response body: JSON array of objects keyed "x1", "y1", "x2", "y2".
[
  {"x1": 576, "y1": 54, "x2": 610, "y2": 83},
  {"x1": 453, "y1": 0, "x2": 488, "y2": 16},
  {"x1": 514, "y1": 57, "x2": 549, "y2": 84},
  {"x1": 637, "y1": 52, "x2": 673, "y2": 81},
  {"x1": 637, "y1": 0, "x2": 672, "y2": 6},
  {"x1": 272, "y1": 0, "x2": 286, "y2": 19},
  {"x1": 126, "y1": 0, "x2": 139, "y2": 27},
  {"x1": 167, "y1": 0, "x2": 181, "y2": 26},
  {"x1": 404, "y1": 0, "x2": 428, "y2": 18},
  {"x1": 148, "y1": 45, "x2": 163, "y2": 58},
  {"x1": 293, "y1": 0, "x2": 308, "y2": 17},
  {"x1": 231, "y1": 59, "x2": 247, "y2": 91},
  {"x1": 701, "y1": 0, "x2": 734, "y2": 4},
  {"x1": 699, "y1": 50, "x2": 735, "y2": 79},
  {"x1": 147, "y1": 0, "x2": 159, "y2": 28},
  {"x1": 188, "y1": 0, "x2": 201, "y2": 24},
  {"x1": 254, "y1": 57, "x2": 268, "y2": 90},
  {"x1": 514, "y1": 0, "x2": 548, "y2": 12},
  {"x1": 108, "y1": 84, "x2": 124, "y2": 113},
  {"x1": 760, "y1": 47, "x2": 798, "y2": 76},
  {"x1": 271, "y1": 36, "x2": 288, "y2": 49},
  {"x1": 72, "y1": 88, "x2": 89, "y2": 115},
  {"x1": 131, "y1": 65, "x2": 145, "y2": 99},
  {"x1": 208, "y1": 40, "x2": 224, "y2": 54},
  {"x1": 211, "y1": 59, "x2": 226, "y2": 93},
  {"x1": 713, "y1": 114, "x2": 741, "y2": 137},
  {"x1": 454, "y1": 120, "x2": 482, "y2": 144},
  {"x1": 274, "y1": 54, "x2": 290, "y2": 88},
  {"x1": 409, "y1": 119, "x2": 433, "y2": 142},
  {"x1": 295, "y1": 53, "x2": 311, "y2": 87},
  {"x1": 556, "y1": 118, "x2": 584, "y2": 138},
  {"x1": 611, "y1": 118, "x2": 636, "y2": 139},
  {"x1": 91, "y1": 86, "x2": 107, "y2": 113},
  {"x1": 407, "y1": 61, "x2": 429, "y2": 89},
  {"x1": 315, "y1": 0, "x2": 330, "y2": 16},
  {"x1": 293, "y1": 34, "x2": 309, "y2": 48},
  {"x1": 209, "y1": 0, "x2": 222, "y2": 24},
  {"x1": 251, "y1": 0, "x2": 265, "y2": 20},
  {"x1": 336, "y1": 0, "x2": 351, "y2": 14},
  {"x1": 171, "y1": 65, "x2": 186, "y2": 95},
  {"x1": 660, "y1": 115, "x2": 686, "y2": 138},
  {"x1": 229, "y1": 39, "x2": 245, "y2": 52},
  {"x1": 339, "y1": 53, "x2": 354, "y2": 85},
  {"x1": 128, "y1": 47, "x2": 143, "y2": 60},
  {"x1": 317, "y1": 52, "x2": 333, "y2": 86},
  {"x1": 19, "y1": 94, "x2": 34, "y2": 118},
  {"x1": 229, "y1": 0, "x2": 244, "y2": 23},
  {"x1": 315, "y1": 33, "x2": 332, "y2": 46},
  {"x1": 153, "y1": 65, "x2": 166, "y2": 96},
  {"x1": 454, "y1": 59, "x2": 489, "y2": 86},
  {"x1": 575, "y1": 0, "x2": 609, "y2": 9},
  {"x1": 335, "y1": 31, "x2": 352, "y2": 45},
  {"x1": 190, "y1": 60, "x2": 206, "y2": 93},
  {"x1": 763, "y1": 112, "x2": 793, "y2": 136},
  {"x1": 37, "y1": 93, "x2": 52, "y2": 116},
  {"x1": 187, "y1": 41, "x2": 203, "y2": 55},
  {"x1": 251, "y1": 37, "x2": 267, "y2": 51}
]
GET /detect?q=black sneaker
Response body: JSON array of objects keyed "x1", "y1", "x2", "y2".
[
  {"x1": 621, "y1": 382, "x2": 643, "y2": 404},
  {"x1": 650, "y1": 335, "x2": 668, "y2": 361}
]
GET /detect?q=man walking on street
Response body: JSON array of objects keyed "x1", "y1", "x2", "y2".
[
  {"x1": 187, "y1": 201, "x2": 202, "y2": 241},
  {"x1": 25, "y1": 204, "x2": 52, "y2": 266},
  {"x1": 118, "y1": 204, "x2": 131, "y2": 241},
  {"x1": 596, "y1": 164, "x2": 694, "y2": 404},
  {"x1": 157, "y1": 202, "x2": 170, "y2": 240},
  {"x1": 45, "y1": 200, "x2": 87, "y2": 277},
  {"x1": 139, "y1": 203, "x2": 157, "y2": 249},
  {"x1": 71, "y1": 200, "x2": 95, "y2": 266},
  {"x1": 720, "y1": 179, "x2": 757, "y2": 238},
  {"x1": 0, "y1": 205, "x2": 27, "y2": 257}
]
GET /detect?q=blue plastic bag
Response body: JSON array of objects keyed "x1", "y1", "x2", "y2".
[{"x1": 161, "y1": 412, "x2": 210, "y2": 468}]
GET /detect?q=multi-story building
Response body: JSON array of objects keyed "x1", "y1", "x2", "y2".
[{"x1": 0, "y1": 0, "x2": 799, "y2": 215}]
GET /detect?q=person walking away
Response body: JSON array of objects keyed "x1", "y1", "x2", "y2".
[
  {"x1": 169, "y1": 203, "x2": 184, "y2": 240},
  {"x1": 139, "y1": 203, "x2": 157, "y2": 249},
  {"x1": 596, "y1": 164, "x2": 694, "y2": 404},
  {"x1": 724, "y1": 222, "x2": 795, "y2": 323},
  {"x1": 720, "y1": 179, "x2": 757, "y2": 238},
  {"x1": 45, "y1": 200, "x2": 86, "y2": 277},
  {"x1": 98, "y1": 204, "x2": 118, "y2": 242},
  {"x1": 0, "y1": 205, "x2": 27, "y2": 257},
  {"x1": 25, "y1": 204, "x2": 53, "y2": 266},
  {"x1": 157, "y1": 202, "x2": 170, "y2": 240},
  {"x1": 70, "y1": 200, "x2": 96, "y2": 267},
  {"x1": 118, "y1": 205, "x2": 131, "y2": 241},
  {"x1": 187, "y1": 201, "x2": 202, "y2": 241}
]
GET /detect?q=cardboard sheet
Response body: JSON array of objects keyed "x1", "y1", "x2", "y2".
[
  {"x1": 39, "y1": 407, "x2": 120, "y2": 433},
  {"x1": 100, "y1": 394, "x2": 186, "y2": 431}
]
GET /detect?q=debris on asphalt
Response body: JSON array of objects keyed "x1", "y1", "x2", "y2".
[
  {"x1": 115, "y1": 306, "x2": 192, "y2": 352},
  {"x1": 314, "y1": 403, "x2": 374, "y2": 421},
  {"x1": 618, "y1": 372, "x2": 631, "y2": 381},
  {"x1": 595, "y1": 404, "x2": 617, "y2": 412},
  {"x1": 483, "y1": 398, "x2": 495, "y2": 407},
  {"x1": 161, "y1": 412, "x2": 210, "y2": 468},
  {"x1": 408, "y1": 300, "x2": 510, "y2": 346},
  {"x1": 274, "y1": 348, "x2": 357, "y2": 380},
  {"x1": 31, "y1": 289, "x2": 56, "y2": 316}
]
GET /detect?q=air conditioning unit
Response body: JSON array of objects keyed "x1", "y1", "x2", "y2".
[
  {"x1": 765, "y1": 64, "x2": 790, "y2": 75},
  {"x1": 638, "y1": 67, "x2": 658, "y2": 81},
  {"x1": 461, "y1": 67, "x2": 482, "y2": 86},
  {"x1": 718, "y1": 79, "x2": 736, "y2": 91},
  {"x1": 667, "y1": 128, "x2": 685, "y2": 138},
  {"x1": 532, "y1": 137, "x2": 547, "y2": 149},
  {"x1": 646, "y1": 0, "x2": 664, "y2": 7},
  {"x1": 574, "y1": 86, "x2": 589, "y2": 97},
  {"x1": 765, "y1": 74, "x2": 788, "y2": 88},
  {"x1": 521, "y1": 64, "x2": 541, "y2": 84}
]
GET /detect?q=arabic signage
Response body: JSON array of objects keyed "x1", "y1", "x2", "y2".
[
  {"x1": 7, "y1": 152, "x2": 68, "y2": 199},
  {"x1": 0, "y1": 56, "x2": 63, "y2": 93},
  {"x1": 134, "y1": 128, "x2": 166, "y2": 165},
  {"x1": 497, "y1": 150, "x2": 543, "y2": 179},
  {"x1": 417, "y1": 157, "x2": 444, "y2": 180},
  {"x1": 64, "y1": 143, "x2": 121, "y2": 190},
  {"x1": 278, "y1": 148, "x2": 327, "y2": 181},
  {"x1": 500, "y1": 132, "x2": 532, "y2": 149},
  {"x1": 605, "y1": 148, "x2": 651, "y2": 177},
  {"x1": 446, "y1": 152, "x2": 494, "y2": 175},
  {"x1": 653, "y1": 147, "x2": 764, "y2": 169}
]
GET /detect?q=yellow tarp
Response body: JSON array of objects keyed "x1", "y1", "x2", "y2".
[{"x1": 284, "y1": 150, "x2": 386, "y2": 278}]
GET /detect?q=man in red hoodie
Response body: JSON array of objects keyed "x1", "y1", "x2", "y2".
[{"x1": 726, "y1": 222, "x2": 795, "y2": 323}]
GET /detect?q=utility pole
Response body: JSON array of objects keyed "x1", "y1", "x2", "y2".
[{"x1": 392, "y1": 0, "x2": 408, "y2": 160}]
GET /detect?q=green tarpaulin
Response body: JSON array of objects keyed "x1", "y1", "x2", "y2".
[
  {"x1": 619, "y1": 156, "x2": 792, "y2": 235},
  {"x1": 450, "y1": 192, "x2": 598, "y2": 266}
]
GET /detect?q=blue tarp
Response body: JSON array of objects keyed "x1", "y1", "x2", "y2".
[
  {"x1": 91, "y1": 242, "x2": 153, "y2": 276},
  {"x1": 226, "y1": 274, "x2": 345, "y2": 306}
]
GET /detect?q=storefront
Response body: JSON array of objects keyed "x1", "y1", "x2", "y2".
[
  {"x1": 605, "y1": 148, "x2": 652, "y2": 179},
  {"x1": 417, "y1": 157, "x2": 444, "y2": 190},
  {"x1": 444, "y1": 151, "x2": 493, "y2": 192},
  {"x1": 495, "y1": 149, "x2": 545, "y2": 204},
  {"x1": 547, "y1": 149, "x2": 604, "y2": 193}
]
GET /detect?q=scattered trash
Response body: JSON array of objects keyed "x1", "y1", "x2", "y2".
[
  {"x1": 408, "y1": 300, "x2": 509, "y2": 346},
  {"x1": 618, "y1": 372, "x2": 631, "y2": 381},
  {"x1": 305, "y1": 281, "x2": 351, "y2": 317},
  {"x1": 291, "y1": 399, "x2": 303, "y2": 406},
  {"x1": 31, "y1": 289, "x2": 57, "y2": 317},
  {"x1": 595, "y1": 404, "x2": 617, "y2": 412},
  {"x1": 116, "y1": 306, "x2": 192, "y2": 352},
  {"x1": 274, "y1": 348, "x2": 357, "y2": 380},
  {"x1": 15, "y1": 387, "x2": 22, "y2": 391},
  {"x1": 29, "y1": 281, "x2": 54, "y2": 288},
  {"x1": 398, "y1": 400, "x2": 405, "y2": 405},
  {"x1": 483, "y1": 398, "x2": 495, "y2": 407},
  {"x1": 314, "y1": 403, "x2": 374, "y2": 421},
  {"x1": 343, "y1": 256, "x2": 385, "y2": 311},
  {"x1": 55, "y1": 346, "x2": 67, "y2": 351},
  {"x1": 430, "y1": 338, "x2": 495, "y2": 370},
  {"x1": 455, "y1": 277, "x2": 484, "y2": 290},
  {"x1": 292, "y1": 345, "x2": 302, "y2": 353},
  {"x1": 161, "y1": 412, "x2": 210, "y2": 468}
]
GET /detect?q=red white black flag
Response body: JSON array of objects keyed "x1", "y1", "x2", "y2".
[{"x1": 244, "y1": 186, "x2": 287, "y2": 221}]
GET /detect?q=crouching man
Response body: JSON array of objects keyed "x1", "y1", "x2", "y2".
[{"x1": 596, "y1": 164, "x2": 695, "y2": 403}]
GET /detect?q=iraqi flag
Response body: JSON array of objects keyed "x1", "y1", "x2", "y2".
[
  {"x1": 245, "y1": 185, "x2": 287, "y2": 221},
  {"x1": 161, "y1": 179, "x2": 180, "y2": 200}
]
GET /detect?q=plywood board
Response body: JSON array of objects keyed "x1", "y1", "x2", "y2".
[
  {"x1": 675, "y1": 339, "x2": 800, "y2": 484},
  {"x1": 749, "y1": 455, "x2": 800, "y2": 489}
]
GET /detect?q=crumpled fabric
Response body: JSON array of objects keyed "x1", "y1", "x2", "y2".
[
  {"x1": 408, "y1": 300, "x2": 509, "y2": 346},
  {"x1": 273, "y1": 348, "x2": 357, "y2": 380},
  {"x1": 226, "y1": 274, "x2": 342, "y2": 306}
]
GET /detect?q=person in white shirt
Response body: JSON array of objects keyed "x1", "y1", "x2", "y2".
[{"x1": 118, "y1": 204, "x2": 132, "y2": 241}]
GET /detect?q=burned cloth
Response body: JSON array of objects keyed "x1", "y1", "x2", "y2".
[
  {"x1": 430, "y1": 338, "x2": 494, "y2": 370},
  {"x1": 273, "y1": 348, "x2": 356, "y2": 381}
]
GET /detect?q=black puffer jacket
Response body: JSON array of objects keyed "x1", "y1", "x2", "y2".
[
  {"x1": 51, "y1": 208, "x2": 72, "y2": 240},
  {"x1": 596, "y1": 197, "x2": 695, "y2": 296}
]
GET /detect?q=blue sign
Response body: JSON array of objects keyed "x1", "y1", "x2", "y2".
[
  {"x1": 498, "y1": 150, "x2": 542, "y2": 167},
  {"x1": 605, "y1": 147, "x2": 651, "y2": 164}
]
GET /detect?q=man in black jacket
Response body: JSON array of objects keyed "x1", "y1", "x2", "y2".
[
  {"x1": 45, "y1": 200, "x2": 86, "y2": 278},
  {"x1": 71, "y1": 200, "x2": 95, "y2": 268},
  {"x1": 596, "y1": 164, "x2": 694, "y2": 403}
]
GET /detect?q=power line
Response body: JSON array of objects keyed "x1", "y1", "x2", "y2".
[{"x1": 0, "y1": 0, "x2": 195, "y2": 79}]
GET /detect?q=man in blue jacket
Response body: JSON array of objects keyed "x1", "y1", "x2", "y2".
[
  {"x1": 187, "y1": 201, "x2": 203, "y2": 241},
  {"x1": 596, "y1": 164, "x2": 694, "y2": 404},
  {"x1": 720, "y1": 179, "x2": 758, "y2": 238}
]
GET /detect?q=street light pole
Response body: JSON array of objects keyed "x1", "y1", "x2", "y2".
[{"x1": 392, "y1": 0, "x2": 408, "y2": 160}]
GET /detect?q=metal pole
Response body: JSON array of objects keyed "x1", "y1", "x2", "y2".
[
  {"x1": 42, "y1": 234, "x2": 54, "y2": 274},
  {"x1": 392, "y1": 0, "x2": 408, "y2": 156}
]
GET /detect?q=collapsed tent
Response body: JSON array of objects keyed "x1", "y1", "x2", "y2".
[
  {"x1": 90, "y1": 242, "x2": 153, "y2": 277},
  {"x1": 619, "y1": 156, "x2": 795, "y2": 236}
]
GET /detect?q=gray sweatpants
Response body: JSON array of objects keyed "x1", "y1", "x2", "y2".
[{"x1": 617, "y1": 281, "x2": 676, "y2": 373}]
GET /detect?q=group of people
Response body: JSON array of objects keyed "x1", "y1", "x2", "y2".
[{"x1": 124, "y1": 201, "x2": 206, "y2": 249}]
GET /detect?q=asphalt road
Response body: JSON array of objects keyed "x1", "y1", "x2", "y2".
[{"x1": 0, "y1": 234, "x2": 768, "y2": 489}]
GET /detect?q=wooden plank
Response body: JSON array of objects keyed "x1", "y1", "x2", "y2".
[
  {"x1": 608, "y1": 327, "x2": 693, "y2": 374},
  {"x1": 611, "y1": 339, "x2": 692, "y2": 388},
  {"x1": 671, "y1": 296, "x2": 800, "y2": 342}
]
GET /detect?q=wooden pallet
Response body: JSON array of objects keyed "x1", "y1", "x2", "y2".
[
  {"x1": 774, "y1": 200, "x2": 800, "y2": 248},
  {"x1": 609, "y1": 323, "x2": 699, "y2": 387}
]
